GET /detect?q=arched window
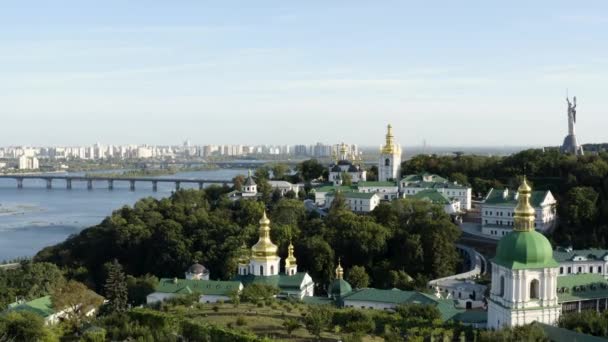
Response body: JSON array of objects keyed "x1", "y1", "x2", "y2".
[
  {"x1": 260, "y1": 265, "x2": 264, "y2": 276},
  {"x1": 499, "y1": 276, "x2": 505, "y2": 297},
  {"x1": 530, "y1": 279, "x2": 540, "y2": 299},
  {"x1": 385, "y1": 158, "x2": 390, "y2": 166},
  {"x1": 270, "y1": 265, "x2": 275, "y2": 275}
]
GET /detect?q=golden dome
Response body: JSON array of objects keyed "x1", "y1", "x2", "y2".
[
  {"x1": 335, "y1": 258, "x2": 344, "y2": 279},
  {"x1": 285, "y1": 241, "x2": 297, "y2": 267},
  {"x1": 381, "y1": 123, "x2": 400, "y2": 155},
  {"x1": 514, "y1": 176, "x2": 536, "y2": 232},
  {"x1": 251, "y1": 211, "x2": 278, "y2": 261}
]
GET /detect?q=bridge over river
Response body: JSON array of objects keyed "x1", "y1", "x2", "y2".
[{"x1": 0, "y1": 175, "x2": 232, "y2": 191}]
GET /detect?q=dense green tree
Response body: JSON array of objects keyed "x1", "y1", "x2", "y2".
[
  {"x1": 558, "y1": 311, "x2": 608, "y2": 338},
  {"x1": 126, "y1": 274, "x2": 158, "y2": 306},
  {"x1": 254, "y1": 167, "x2": 270, "y2": 180},
  {"x1": 305, "y1": 305, "x2": 333, "y2": 340},
  {"x1": 271, "y1": 163, "x2": 290, "y2": 180},
  {"x1": 367, "y1": 165, "x2": 378, "y2": 181},
  {"x1": 51, "y1": 280, "x2": 104, "y2": 333},
  {"x1": 297, "y1": 159, "x2": 325, "y2": 181},
  {"x1": 103, "y1": 259, "x2": 128, "y2": 314},
  {"x1": 0, "y1": 261, "x2": 65, "y2": 309},
  {"x1": 232, "y1": 174, "x2": 245, "y2": 191},
  {"x1": 282, "y1": 318, "x2": 301, "y2": 336},
  {"x1": 478, "y1": 323, "x2": 549, "y2": 341},
  {"x1": 240, "y1": 284, "x2": 279, "y2": 303},
  {"x1": 0, "y1": 311, "x2": 51, "y2": 342},
  {"x1": 346, "y1": 265, "x2": 370, "y2": 289},
  {"x1": 341, "y1": 172, "x2": 353, "y2": 186}
]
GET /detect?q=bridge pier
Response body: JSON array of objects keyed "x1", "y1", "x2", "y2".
[
  {"x1": 17, "y1": 178, "x2": 23, "y2": 189},
  {"x1": 107, "y1": 180, "x2": 114, "y2": 190},
  {"x1": 152, "y1": 181, "x2": 158, "y2": 192},
  {"x1": 175, "y1": 181, "x2": 181, "y2": 190},
  {"x1": 198, "y1": 182, "x2": 204, "y2": 190},
  {"x1": 66, "y1": 179, "x2": 72, "y2": 190},
  {"x1": 87, "y1": 179, "x2": 93, "y2": 190},
  {"x1": 130, "y1": 180, "x2": 135, "y2": 191},
  {"x1": 46, "y1": 179, "x2": 52, "y2": 189}
]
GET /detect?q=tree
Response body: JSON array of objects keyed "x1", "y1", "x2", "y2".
[
  {"x1": 51, "y1": 280, "x2": 104, "y2": 332},
  {"x1": 0, "y1": 311, "x2": 50, "y2": 342},
  {"x1": 283, "y1": 318, "x2": 301, "y2": 336},
  {"x1": 126, "y1": 274, "x2": 158, "y2": 306},
  {"x1": 341, "y1": 172, "x2": 353, "y2": 186},
  {"x1": 297, "y1": 159, "x2": 325, "y2": 181},
  {"x1": 305, "y1": 305, "x2": 333, "y2": 340},
  {"x1": 346, "y1": 265, "x2": 369, "y2": 289},
  {"x1": 240, "y1": 284, "x2": 279, "y2": 303},
  {"x1": 367, "y1": 166, "x2": 378, "y2": 182},
  {"x1": 271, "y1": 164, "x2": 290, "y2": 180},
  {"x1": 104, "y1": 259, "x2": 128, "y2": 314},
  {"x1": 232, "y1": 175, "x2": 245, "y2": 191},
  {"x1": 254, "y1": 167, "x2": 270, "y2": 180}
]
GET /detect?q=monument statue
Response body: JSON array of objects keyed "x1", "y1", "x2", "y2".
[{"x1": 561, "y1": 96, "x2": 583, "y2": 156}]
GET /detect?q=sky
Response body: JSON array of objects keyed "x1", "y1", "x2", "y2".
[{"x1": 1, "y1": 1, "x2": 607, "y2": 147}]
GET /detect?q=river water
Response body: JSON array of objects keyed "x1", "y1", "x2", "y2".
[{"x1": 0, "y1": 169, "x2": 247, "y2": 261}]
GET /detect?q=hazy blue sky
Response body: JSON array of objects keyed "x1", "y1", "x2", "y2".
[{"x1": 1, "y1": 1, "x2": 607, "y2": 147}]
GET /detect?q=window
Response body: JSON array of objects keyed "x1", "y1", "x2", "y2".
[
  {"x1": 271, "y1": 265, "x2": 275, "y2": 275},
  {"x1": 385, "y1": 158, "x2": 390, "y2": 166},
  {"x1": 530, "y1": 279, "x2": 540, "y2": 299},
  {"x1": 260, "y1": 265, "x2": 264, "y2": 276},
  {"x1": 599, "y1": 266, "x2": 603, "y2": 274},
  {"x1": 568, "y1": 267, "x2": 572, "y2": 274},
  {"x1": 560, "y1": 267, "x2": 564, "y2": 274},
  {"x1": 499, "y1": 276, "x2": 505, "y2": 297},
  {"x1": 578, "y1": 267, "x2": 583, "y2": 273}
]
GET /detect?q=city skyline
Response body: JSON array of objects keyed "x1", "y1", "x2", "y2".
[{"x1": 2, "y1": 1, "x2": 608, "y2": 146}]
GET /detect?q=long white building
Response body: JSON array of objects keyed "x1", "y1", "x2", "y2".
[{"x1": 481, "y1": 188, "x2": 557, "y2": 237}]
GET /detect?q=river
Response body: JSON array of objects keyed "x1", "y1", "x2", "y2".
[{"x1": 0, "y1": 168, "x2": 247, "y2": 261}]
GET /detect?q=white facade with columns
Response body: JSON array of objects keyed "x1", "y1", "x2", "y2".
[{"x1": 488, "y1": 265, "x2": 561, "y2": 329}]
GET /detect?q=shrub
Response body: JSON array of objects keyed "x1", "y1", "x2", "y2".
[
  {"x1": 236, "y1": 316, "x2": 247, "y2": 326},
  {"x1": 212, "y1": 305, "x2": 219, "y2": 312}
]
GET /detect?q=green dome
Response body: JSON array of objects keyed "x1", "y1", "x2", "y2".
[
  {"x1": 494, "y1": 231, "x2": 559, "y2": 269},
  {"x1": 329, "y1": 279, "x2": 352, "y2": 298}
]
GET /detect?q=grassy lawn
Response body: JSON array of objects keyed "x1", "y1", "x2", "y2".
[{"x1": 165, "y1": 301, "x2": 381, "y2": 341}]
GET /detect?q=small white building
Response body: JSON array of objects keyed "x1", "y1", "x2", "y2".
[
  {"x1": 268, "y1": 180, "x2": 301, "y2": 196},
  {"x1": 407, "y1": 189, "x2": 462, "y2": 215},
  {"x1": 400, "y1": 173, "x2": 472, "y2": 211},
  {"x1": 481, "y1": 188, "x2": 557, "y2": 237},
  {"x1": 553, "y1": 248, "x2": 608, "y2": 278},
  {"x1": 325, "y1": 192, "x2": 380, "y2": 213},
  {"x1": 357, "y1": 181, "x2": 400, "y2": 201},
  {"x1": 146, "y1": 278, "x2": 243, "y2": 304}
]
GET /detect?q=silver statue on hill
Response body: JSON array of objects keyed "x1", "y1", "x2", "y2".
[{"x1": 561, "y1": 96, "x2": 584, "y2": 156}]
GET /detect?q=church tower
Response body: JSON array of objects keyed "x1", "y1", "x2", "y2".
[
  {"x1": 378, "y1": 124, "x2": 402, "y2": 182},
  {"x1": 488, "y1": 178, "x2": 560, "y2": 329},
  {"x1": 249, "y1": 211, "x2": 281, "y2": 276},
  {"x1": 284, "y1": 241, "x2": 298, "y2": 276}
]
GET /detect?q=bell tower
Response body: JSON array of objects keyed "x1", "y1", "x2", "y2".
[{"x1": 378, "y1": 124, "x2": 402, "y2": 181}]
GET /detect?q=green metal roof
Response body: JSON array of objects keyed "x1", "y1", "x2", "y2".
[
  {"x1": 556, "y1": 274, "x2": 608, "y2": 303},
  {"x1": 493, "y1": 231, "x2": 559, "y2": 269},
  {"x1": 233, "y1": 273, "x2": 308, "y2": 290},
  {"x1": 313, "y1": 185, "x2": 357, "y2": 193},
  {"x1": 408, "y1": 189, "x2": 452, "y2": 205},
  {"x1": 329, "y1": 279, "x2": 352, "y2": 298},
  {"x1": 535, "y1": 322, "x2": 608, "y2": 342},
  {"x1": 357, "y1": 181, "x2": 398, "y2": 187},
  {"x1": 484, "y1": 188, "x2": 551, "y2": 207},
  {"x1": 400, "y1": 173, "x2": 468, "y2": 189},
  {"x1": 342, "y1": 289, "x2": 464, "y2": 321},
  {"x1": 155, "y1": 278, "x2": 242, "y2": 296},
  {"x1": 553, "y1": 248, "x2": 608, "y2": 263},
  {"x1": 6, "y1": 296, "x2": 55, "y2": 318},
  {"x1": 328, "y1": 192, "x2": 377, "y2": 200}
]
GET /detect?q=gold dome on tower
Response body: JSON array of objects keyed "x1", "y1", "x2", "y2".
[
  {"x1": 285, "y1": 241, "x2": 297, "y2": 267},
  {"x1": 514, "y1": 176, "x2": 535, "y2": 232},
  {"x1": 251, "y1": 211, "x2": 278, "y2": 261}
]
